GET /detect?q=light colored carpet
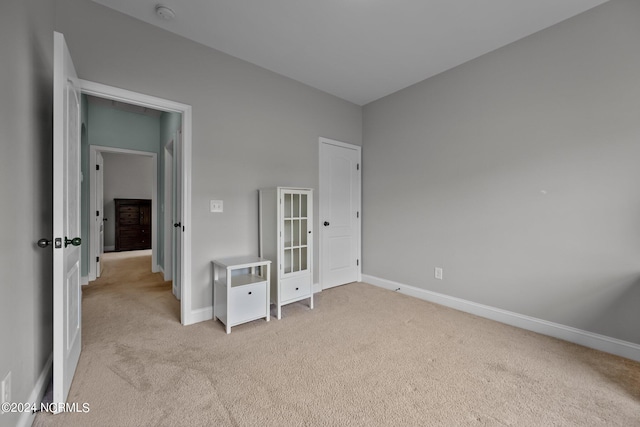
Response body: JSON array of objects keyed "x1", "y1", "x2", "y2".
[{"x1": 34, "y1": 251, "x2": 640, "y2": 426}]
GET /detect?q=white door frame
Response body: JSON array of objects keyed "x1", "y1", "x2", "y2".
[
  {"x1": 318, "y1": 137, "x2": 362, "y2": 289},
  {"x1": 95, "y1": 151, "x2": 104, "y2": 278},
  {"x1": 80, "y1": 79, "x2": 194, "y2": 325},
  {"x1": 89, "y1": 146, "x2": 158, "y2": 272},
  {"x1": 163, "y1": 140, "x2": 174, "y2": 282}
]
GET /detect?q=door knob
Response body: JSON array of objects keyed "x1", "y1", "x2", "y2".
[
  {"x1": 174, "y1": 222, "x2": 181, "y2": 228},
  {"x1": 37, "y1": 238, "x2": 52, "y2": 248},
  {"x1": 65, "y1": 237, "x2": 82, "y2": 247},
  {"x1": 323, "y1": 221, "x2": 330, "y2": 226}
]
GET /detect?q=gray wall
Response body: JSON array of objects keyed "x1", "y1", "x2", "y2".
[
  {"x1": 363, "y1": 0, "x2": 640, "y2": 344},
  {"x1": 102, "y1": 153, "x2": 155, "y2": 248},
  {"x1": 54, "y1": 0, "x2": 362, "y2": 312},
  {"x1": 0, "y1": 0, "x2": 54, "y2": 426}
]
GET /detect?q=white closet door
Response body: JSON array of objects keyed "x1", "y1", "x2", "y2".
[{"x1": 320, "y1": 139, "x2": 361, "y2": 289}]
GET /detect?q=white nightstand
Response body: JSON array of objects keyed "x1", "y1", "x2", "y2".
[{"x1": 212, "y1": 256, "x2": 271, "y2": 334}]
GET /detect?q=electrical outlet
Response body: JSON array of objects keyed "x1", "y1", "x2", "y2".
[
  {"x1": 435, "y1": 267, "x2": 443, "y2": 280},
  {"x1": 1, "y1": 371, "x2": 11, "y2": 406}
]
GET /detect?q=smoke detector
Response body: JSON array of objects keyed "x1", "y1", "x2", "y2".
[{"x1": 155, "y1": 5, "x2": 176, "y2": 21}]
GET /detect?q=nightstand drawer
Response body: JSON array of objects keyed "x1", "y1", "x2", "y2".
[{"x1": 229, "y1": 281, "x2": 268, "y2": 324}]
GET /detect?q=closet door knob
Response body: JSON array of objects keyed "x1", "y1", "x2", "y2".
[{"x1": 323, "y1": 221, "x2": 330, "y2": 226}]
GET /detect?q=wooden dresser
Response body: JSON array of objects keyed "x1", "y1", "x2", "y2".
[{"x1": 114, "y1": 198, "x2": 151, "y2": 251}]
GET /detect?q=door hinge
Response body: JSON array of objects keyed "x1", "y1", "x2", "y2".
[
  {"x1": 96, "y1": 210, "x2": 99, "y2": 217},
  {"x1": 357, "y1": 211, "x2": 359, "y2": 218},
  {"x1": 96, "y1": 256, "x2": 99, "y2": 262},
  {"x1": 357, "y1": 163, "x2": 360, "y2": 171},
  {"x1": 357, "y1": 259, "x2": 359, "y2": 266},
  {"x1": 96, "y1": 164, "x2": 100, "y2": 171}
]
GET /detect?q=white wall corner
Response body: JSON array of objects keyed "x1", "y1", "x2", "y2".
[
  {"x1": 362, "y1": 274, "x2": 640, "y2": 363},
  {"x1": 16, "y1": 353, "x2": 53, "y2": 427}
]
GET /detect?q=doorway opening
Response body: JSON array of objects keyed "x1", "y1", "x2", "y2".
[
  {"x1": 89, "y1": 146, "x2": 158, "y2": 274},
  {"x1": 79, "y1": 80, "x2": 193, "y2": 325}
]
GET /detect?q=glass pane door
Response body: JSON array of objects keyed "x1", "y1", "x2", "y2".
[{"x1": 282, "y1": 190, "x2": 310, "y2": 276}]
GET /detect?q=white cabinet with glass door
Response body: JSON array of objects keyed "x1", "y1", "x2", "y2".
[{"x1": 259, "y1": 187, "x2": 313, "y2": 319}]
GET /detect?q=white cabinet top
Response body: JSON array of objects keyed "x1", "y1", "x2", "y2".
[{"x1": 212, "y1": 256, "x2": 271, "y2": 269}]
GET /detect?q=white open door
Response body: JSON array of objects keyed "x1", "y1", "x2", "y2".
[
  {"x1": 163, "y1": 142, "x2": 173, "y2": 282},
  {"x1": 172, "y1": 130, "x2": 183, "y2": 300},
  {"x1": 53, "y1": 31, "x2": 82, "y2": 406},
  {"x1": 319, "y1": 138, "x2": 362, "y2": 289},
  {"x1": 95, "y1": 151, "x2": 104, "y2": 277}
]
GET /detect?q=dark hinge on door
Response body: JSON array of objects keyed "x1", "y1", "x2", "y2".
[
  {"x1": 357, "y1": 163, "x2": 360, "y2": 171},
  {"x1": 357, "y1": 259, "x2": 359, "y2": 266},
  {"x1": 96, "y1": 164, "x2": 100, "y2": 171},
  {"x1": 357, "y1": 211, "x2": 359, "y2": 218},
  {"x1": 96, "y1": 256, "x2": 99, "y2": 262},
  {"x1": 96, "y1": 210, "x2": 99, "y2": 217}
]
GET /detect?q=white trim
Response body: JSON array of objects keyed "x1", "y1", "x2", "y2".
[
  {"x1": 89, "y1": 146, "x2": 158, "y2": 280},
  {"x1": 313, "y1": 282, "x2": 321, "y2": 294},
  {"x1": 163, "y1": 141, "x2": 173, "y2": 282},
  {"x1": 318, "y1": 137, "x2": 362, "y2": 289},
  {"x1": 16, "y1": 353, "x2": 53, "y2": 427},
  {"x1": 189, "y1": 306, "x2": 214, "y2": 325},
  {"x1": 362, "y1": 274, "x2": 640, "y2": 363},
  {"x1": 80, "y1": 79, "x2": 194, "y2": 326},
  {"x1": 81, "y1": 276, "x2": 89, "y2": 286}
]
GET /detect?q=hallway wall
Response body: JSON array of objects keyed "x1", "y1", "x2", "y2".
[{"x1": 0, "y1": 1, "x2": 54, "y2": 426}]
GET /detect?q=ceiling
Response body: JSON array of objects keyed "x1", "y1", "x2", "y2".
[{"x1": 91, "y1": 0, "x2": 609, "y2": 106}]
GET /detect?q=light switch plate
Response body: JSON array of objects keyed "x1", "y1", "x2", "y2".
[{"x1": 210, "y1": 200, "x2": 223, "y2": 213}]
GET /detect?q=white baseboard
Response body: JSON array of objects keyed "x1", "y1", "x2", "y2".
[
  {"x1": 104, "y1": 245, "x2": 115, "y2": 252},
  {"x1": 362, "y1": 274, "x2": 640, "y2": 363},
  {"x1": 81, "y1": 276, "x2": 89, "y2": 286},
  {"x1": 313, "y1": 282, "x2": 321, "y2": 294},
  {"x1": 16, "y1": 353, "x2": 53, "y2": 427},
  {"x1": 183, "y1": 306, "x2": 213, "y2": 326}
]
